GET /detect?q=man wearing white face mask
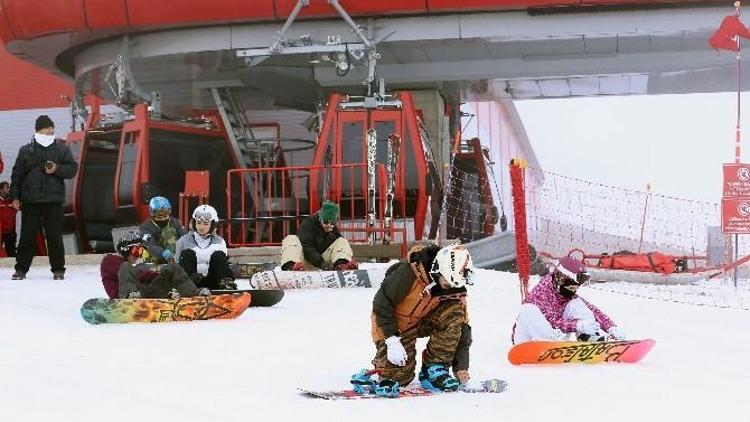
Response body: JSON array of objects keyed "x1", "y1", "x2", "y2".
[{"x1": 9, "y1": 115, "x2": 78, "y2": 281}]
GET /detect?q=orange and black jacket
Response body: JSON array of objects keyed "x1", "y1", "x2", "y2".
[{"x1": 370, "y1": 260, "x2": 472, "y2": 370}]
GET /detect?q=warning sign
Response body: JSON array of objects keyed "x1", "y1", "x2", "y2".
[
  {"x1": 722, "y1": 197, "x2": 750, "y2": 234},
  {"x1": 722, "y1": 163, "x2": 750, "y2": 197}
]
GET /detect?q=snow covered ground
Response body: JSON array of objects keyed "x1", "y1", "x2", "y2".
[{"x1": 1, "y1": 264, "x2": 749, "y2": 422}]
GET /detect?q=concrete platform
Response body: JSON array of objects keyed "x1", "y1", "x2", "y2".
[{"x1": 0, "y1": 244, "x2": 409, "y2": 269}]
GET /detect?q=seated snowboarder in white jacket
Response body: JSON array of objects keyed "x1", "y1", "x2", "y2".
[{"x1": 175, "y1": 205, "x2": 237, "y2": 290}]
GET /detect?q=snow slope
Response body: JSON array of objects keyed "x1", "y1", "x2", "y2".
[{"x1": 1, "y1": 265, "x2": 748, "y2": 422}]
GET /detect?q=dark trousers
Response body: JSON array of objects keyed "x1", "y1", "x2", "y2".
[
  {"x1": 2, "y1": 232, "x2": 17, "y2": 257},
  {"x1": 179, "y1": 249, "x2": 234, "y2": 289},
  {"x1": 15, "y1": 203, "x2": 65, "y2": 273}
]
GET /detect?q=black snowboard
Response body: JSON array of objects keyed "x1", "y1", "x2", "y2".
[{"x1": 210, "y1": 289, "x2": 284, "y2": 307}]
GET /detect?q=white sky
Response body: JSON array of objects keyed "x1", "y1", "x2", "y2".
[{"x1": 514, "y1": 93, "x2": 750, "y2": 203}]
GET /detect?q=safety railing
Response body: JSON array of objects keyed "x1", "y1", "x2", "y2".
[{"x1": 225, "y1": 164, "x2": 407, "y2": 252}]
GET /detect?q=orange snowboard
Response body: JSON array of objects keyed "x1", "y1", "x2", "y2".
[{"x1": 508, "y1": 339, "x2": 655, "y2": 365}]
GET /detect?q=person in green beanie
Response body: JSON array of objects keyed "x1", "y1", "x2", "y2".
[{"x1": 280, "y1": 201, "x2": 358, "y2": 271}]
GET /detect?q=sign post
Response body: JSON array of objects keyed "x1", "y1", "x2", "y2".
[{"x1": 721, "y1": 163, "x2": 750, "y2": 287}]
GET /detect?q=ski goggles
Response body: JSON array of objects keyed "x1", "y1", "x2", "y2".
[
  {"x1": 128, "y1": 245, "x2": 148, "y2": 259},
  {"x1": 193, "y1": 210, "x2": 214, "y2": 223},
  {"x1": 554, "y1": 270, "x2": 590, "y2": 286},
  {"x1": 429, "y1": 266, "x2": 474, "y2": 286}
]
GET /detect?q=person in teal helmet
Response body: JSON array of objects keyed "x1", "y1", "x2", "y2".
[{"x1": 139, "y1": 196, "x2": 186, "y2": 264}]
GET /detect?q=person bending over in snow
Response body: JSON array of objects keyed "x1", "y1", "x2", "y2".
[
  {"x1": 512, "y1": 256, "x2": 626, "y2": 344},
  {"x1": 351, "y1": 243, "x2": 474, "y2": 397},
  {"x1": 139, "y1": 196, "x2": 186, "y2": 264},
  {"x1": 175, "y1": 204, "x2": 237, "y2": 291},
  {"x1": 100, "y1": 232, "x2": 208, "y2": 299},
  {"x1": 279, "y1": 200, "x2": 357, "y2": 271}
]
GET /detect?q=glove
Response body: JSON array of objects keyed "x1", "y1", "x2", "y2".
[
  {"x1": 292, "y1": 262, "x2": 306, "y2": 272},
  {"x1": 161, "y1": 249, "x2": 173, "y2": 261},
  {"x1": 128, "y1": 291, "x2": 142, "y2": 299},
  {"x1": 196, "y1": 287, "x2": 211, "y2": 296},
  {"x1": 607, "y1": 326, "x2": 626, "y2": 341},
  {"x1": 575, "y1": 319, "x2": 601, "y2": 336},
  {"x1": 384, "y1": 336, "x2": 408, "y2": 366},
  {"x1": 167, "y1": 288, "x2": 180, "y2": 300}
]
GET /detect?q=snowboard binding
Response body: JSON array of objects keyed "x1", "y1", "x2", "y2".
[
  {"x1": 419, "y1": 364, "x2": 460, "y2": 392},
  {"x1": 350, "y1": 369, "x2": 400, "y2": 398}
]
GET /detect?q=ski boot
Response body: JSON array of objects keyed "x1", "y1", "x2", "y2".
[
  {"x1": 218, "y1": 277, "x2": 238, "y2": 290},
  {"x1": 419, "y1": 364, "x2": 460, "y2": 392},
  {"x1": 350, "y1": 369, "x2": 400, "y2": 398},
  {"x1": 333, "y1": 259, "x2": 359, "y2": 271}
]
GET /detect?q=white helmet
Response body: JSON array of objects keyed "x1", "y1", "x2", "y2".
[
  {"x1": 192, "y1": 204, "x2": 218, "y2": 223},
  {"x1": 430, "y1": 244, "x2": 474, "y2": 288}
]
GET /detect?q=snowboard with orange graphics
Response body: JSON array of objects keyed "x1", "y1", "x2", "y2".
[{"x1": 508, "y1": 339, "x2": 655, "y2": 365}]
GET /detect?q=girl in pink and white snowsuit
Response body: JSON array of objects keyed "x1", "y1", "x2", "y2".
[{"x1": 512, "y1": 256, "x2": 626, "y2": 344}]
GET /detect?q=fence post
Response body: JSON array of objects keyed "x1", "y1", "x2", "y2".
[{"x1": 510, "y1": 158, "x2": 530, "y2": 301}]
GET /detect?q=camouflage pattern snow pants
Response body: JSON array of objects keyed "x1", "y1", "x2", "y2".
[{"x1": 372, "y1": 299, "x2": 466, "y2": 386}]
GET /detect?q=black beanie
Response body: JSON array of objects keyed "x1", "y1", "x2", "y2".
[{"x1": 35, "y1": 115, "x2": 54, "y2": 131}]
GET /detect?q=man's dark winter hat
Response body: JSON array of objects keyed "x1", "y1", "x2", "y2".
[
  {"x1": 35, "y1": 115, "x2": 54, "y2": 131},
  {"x1": 319, "y1": 200, "x2": 340, "y2": 222}
]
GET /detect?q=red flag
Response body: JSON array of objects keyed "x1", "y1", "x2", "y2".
[{"x1": 709, "y1": 15, "x2": 750, "y2": 52}]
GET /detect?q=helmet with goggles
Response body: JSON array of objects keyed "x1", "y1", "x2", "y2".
[
  {"x1": 191, "y1": 204, "x2": 219, "y2": 236},
  {"x1": 553, "y1": 257, "x2": 590, "y2": 299},
  {"x1": 116, "y1": 232, "x2": 146, "y2": 259},
  {"x1": 192, "y1": 204, "x2": 218, "y2": 223},
  {"x1": 430, "y1": 244, "x2": 474, "y2": 288},
  {"x1": 553, "y1": 256, "x2": 590, "y2": 285},
  {"x1": 148, "y1": 196, "x2": 172, "y2": 219}
]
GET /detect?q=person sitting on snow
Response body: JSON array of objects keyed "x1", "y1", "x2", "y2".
[
  {"x1": 351, "y1": 243, "x2": 474, "y2": 398},
  {"x1": 139, "y1": 196, "x2": 186, "y2": 264},
  {"x1": 279, "y1": 200, "x2": 358, "y2": 271},
  {"x1": 100, "y1": 232, "x2": 208, "y2": 299},
  {"x1": 512, "y1": 256, "x2": 626, "y2": 344},
  {"x1": 175, "y1": 204, "x2": 237, "y2": 291}
]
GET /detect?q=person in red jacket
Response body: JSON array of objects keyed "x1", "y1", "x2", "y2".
[{"x1": 0, "y1": 181, "x2": 17, "y2": 257}]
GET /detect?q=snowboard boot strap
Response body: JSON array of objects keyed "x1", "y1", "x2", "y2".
[
  {"x1": 419, "y1": 364, "x2": 459, "y2": 392},
  {"x1": 350, "y1": 369, "x2": 377, "y2": 394},
  {"x1": 374, "y1": 379, "x2": 400, "y2": 398}
]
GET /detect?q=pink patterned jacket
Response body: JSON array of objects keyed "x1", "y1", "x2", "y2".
[{"x1": 524, "y1": 275, "x2": 615, "y2": 333}]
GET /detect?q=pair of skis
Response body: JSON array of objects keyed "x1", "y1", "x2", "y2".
[{"x1": 365, "y1": 129, "x2": 401, "y2": 245}]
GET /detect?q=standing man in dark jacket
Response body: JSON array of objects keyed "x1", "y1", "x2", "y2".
[
  {"x1": 279, "y1": 201, "x2": 358, "y2": 271},
  {"x1": 10, "y1": 115, "x2": 78, "y2": 280}
]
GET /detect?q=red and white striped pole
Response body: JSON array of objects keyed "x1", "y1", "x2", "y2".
[
  {"x1": 735, "y1": 1, "x2": 743, "y2": 287},
  {"x1": 736, "y1": 1, "x2": 743, "y2": 164}
]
